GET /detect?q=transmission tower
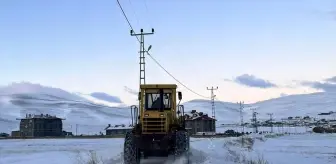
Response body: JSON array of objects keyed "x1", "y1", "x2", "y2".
[
  {"x1": 251, "y1": 108, "x2": 258, "y2": 133},
  {"x1": 130, "y1": 28, "x2": 154, "y2": 88},
  {"x1": 238, "y1": 101, "x2": 245, "y2": 133},
  {"x1": 207, "y1": 86, "x2": 218, "y2": 133},
  {"x1": 267, "y1": 113, "x2": 274, "y2": 133}
]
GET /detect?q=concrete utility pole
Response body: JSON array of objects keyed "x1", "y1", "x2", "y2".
[
  {"x1": 130, "y1": 28, "x2": 154, "y2": 87},
  {"x1": 267, "y1": 113, "x2": 274, "y2": 133},
  {"x1": 75, "y1": 124, "x2": 78, "y2": 136},
  {"x1": 238, "y1": 101, "x2": 245, "y2": 133},
  {"x1": 238, "y1": 101, "x2": 245, "y2": 147},
  {"x1": 207, "y1": 86, "x2": 218, "y2": 133},
  {"x1": 251, "y1": 108, "x2": 258, "y2": 133}
]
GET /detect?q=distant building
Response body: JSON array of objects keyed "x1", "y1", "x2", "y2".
[
  {"x1": 184, "y1": 110, "x2": 216, "y2": 135},
  {"x1": 105, "y1": 124, "x2": 132, "y2": 135},
  {"x1": 0, "y1": 133, "x2": 9, "y2": 137},
  {"x1": 12, "y1": 113, "x2": 64, "y2": 137}
]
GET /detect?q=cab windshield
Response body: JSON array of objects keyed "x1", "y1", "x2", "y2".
[{"x1": 145, "y1": 91, "x2": 171, "y2": 110}]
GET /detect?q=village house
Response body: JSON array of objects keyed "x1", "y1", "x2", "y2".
[
  {"x1": 184, "y1": 110, "x2": 216, "y2": 135},
  {"x1": 105, "y1": 124, "x2": 133, "y2": 135},
  {"x1": 11, "y1": 113, "x2": 64, "y2": 137}
]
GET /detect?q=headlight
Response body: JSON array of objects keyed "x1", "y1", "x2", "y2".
[
  {"x1": 160, "y1": 114, "x2": 164, "y2": 117},
  {"x1": 144, "y1": 114, "x2": 149, "y2": 117}
]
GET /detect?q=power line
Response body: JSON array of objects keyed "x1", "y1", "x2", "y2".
[
  {"x1": 128, "y1": 0, "x2": 208, "y2": 99},
  {"x1": 127, "y1": 0, "x2": 140, "y2": 27},
  {"x1": 147, "y1": 52, "x2": 210, "y2": 99},
  {"x1": 124, "y1": 86, "x2": 138, "y2": 95},
  {"x1": 116, "y1": 0, "x2": 140, "y2": 42},
  {"x1": 214, "y1": 96, "x2": 246, "y2": 112},
  {"x1": 142, "y1": 0, "x2": 153, "y2": 27},
  {"x1": 116, "y1": 0, "x2": 210, "y2": 99}
]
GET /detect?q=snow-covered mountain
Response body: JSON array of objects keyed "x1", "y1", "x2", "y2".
[
  {"x1": 0, "y1": 82, "x2": 130, "y2": 134},
  {"x1": 0, "y1": 82, "x2": 335, "y2": 134},
  {"x1": 0, "y1": 82, "x2": 85, "y2": 101},
  {"x1": 252, "y1": 92, "x2": 336, "y2": 120},
  {"x1": 182, "y1": 99, "x2": 241, "y2": 124},
  {"x1": 74, "y1": 92, "x2": 127, "y2": 107},
  {"x1": 188, "y1": 92, "x2": 336, "y2": 124}
]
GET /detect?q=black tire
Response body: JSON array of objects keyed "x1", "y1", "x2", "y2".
[
  {"x1": 124, "y1": 132, "x2": 140, "y2": 164},
  {"x1": 175, "y1": 130, "x2": 189, "y2": 156}
]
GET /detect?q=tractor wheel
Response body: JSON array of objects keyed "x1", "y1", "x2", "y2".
[
  {"x1": 174, "y1": 130, "x2": 189, "y2": 156},
  {"x1": 123, "y1": 132, "x2": 140, "y2": 164}
]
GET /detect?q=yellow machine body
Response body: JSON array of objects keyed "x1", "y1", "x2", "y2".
[
  {"x1": 139, "y1": 84, "x2": 179, "y2": 134},
  {"x1": 124, "y1": 83, "x2": 188, "y2": 162}
]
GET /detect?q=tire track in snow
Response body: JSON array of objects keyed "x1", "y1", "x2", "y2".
[{"x1": 105, "y1": 139, "x2": 208, "y2": 164}]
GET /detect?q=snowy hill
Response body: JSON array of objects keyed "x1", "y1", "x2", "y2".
[
  {"x1": 182, "y1": 99, "x2": 241, "y2": 124},
  {"x1": 0, "y1": 82, "x2": 131, "y2": 134},
  {"x1": 74, "y1": 92, "x2": 127, "y2": 107},
  {"x1": 191, "y1": 92, "x2": 336, "y2": 124},
  {"x1": 0, "y1": 82, "x2": 336, "y2": 134},
  {"x1": 90, "y1": 92, "x2": 123, "y2": 103},
  {"x1": 253, "y1": 92, "x2": 336, "y2": 121},
  {"x1": 0, "y1": 82, "x2": 84, "y2": 101}
]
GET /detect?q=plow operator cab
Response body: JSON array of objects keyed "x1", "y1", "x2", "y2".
[{"x1": 124, "y1": 84, "x2": 190, "y2": 164}]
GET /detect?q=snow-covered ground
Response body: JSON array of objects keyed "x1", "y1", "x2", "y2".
[
  {"x1": 253, "y1": 134, "x2": 336, "y2": 164},
  {"x1": 217, "y1": 126, "x2": 311, "y2": 134},
  {"x1": 1, "y1": 134, "x2": 335, "y2": 164}
]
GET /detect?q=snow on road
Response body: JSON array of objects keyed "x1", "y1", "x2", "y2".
[
  {"x1": 253, "y1": 134, "x2": 336, "y2": 164},
  {"x1": 0, "y1": 138, "x2": 209, "y2": 164},
  {"x1": 0, "y1": 138, "x2": 124, "y2": 164},
  {"x1": 217, "y1": 126, "x2": 310, "y2": 134},
  {"x1": 0, "y1": 134, "x2": 335, "y2": 164}
]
